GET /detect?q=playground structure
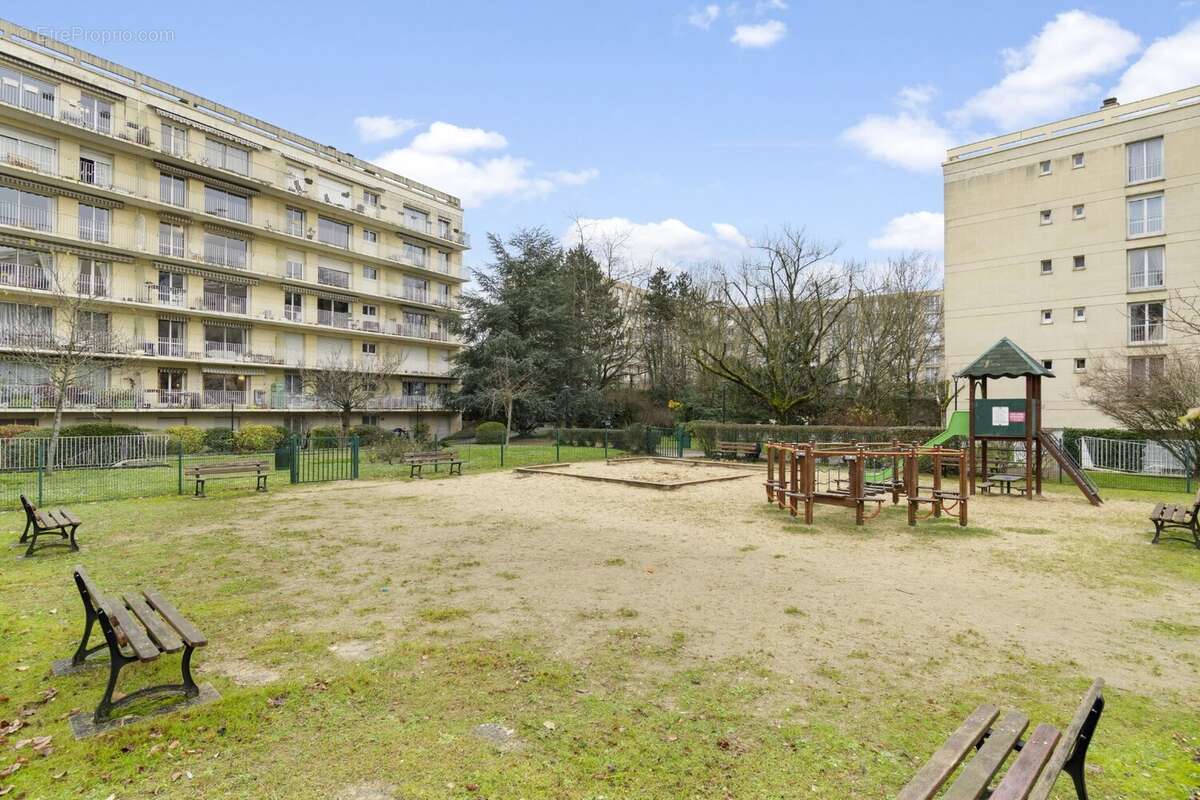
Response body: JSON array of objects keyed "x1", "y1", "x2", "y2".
[
  {"x1": 956, "y1": 338, "x2": 1102, "y2": 506},
  {"x1": 763, "y1": 441, "x2": 969, "y2": 527}
]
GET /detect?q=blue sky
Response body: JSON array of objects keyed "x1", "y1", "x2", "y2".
[{"x1": 18, "y1": 3, "x2": 1200, "y2": 272}]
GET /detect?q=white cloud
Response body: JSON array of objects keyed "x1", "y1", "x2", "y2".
[
  {"x1": 869, "y1": 211, "x2": 945, "y2": 251},
  {"x1": 842, "y1": 109, "x2": 954, "y2": 172},
  {"x1": 731, "y1": 19, "x2": 787, "y2": 48},
  {"x1": 954, "y1": 10, "x2": 1140, "y2": 129},
  {"x1": 688, "y1": 4, "x2": 721, "y2": 29},
  {"x1": 353, "y1": 115, "x2": 419, "y2": 143},
  {"x1": 1111, "y1": 21, "x2": 1200, "y2": 102},
  {"x1": 754, "y1": 0, "x2": 788, "y2": 12},
  {"x1": 370, "y1": 122, "x2": 596, "y2": 208},
  {"x1": 564, "y1": 217, "x2": 751, "y2": 267},
  {"x1": 896, "y1": 84, "x2": 937, "y2": 111}
]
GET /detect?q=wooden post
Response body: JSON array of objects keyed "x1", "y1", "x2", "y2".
[
  {"x1": 804, "y1": 445, "x2": 815, "y2": 524},
  {"x1": 906, "y1": 451, "x2": 917, "y2": 526},
  {"x1": 788, "y1": 446, "x2": 799, "y2": 517},
  {"x1": 980, "y1": 377, "x2": 988, "y2": 487},
  {"x1": 1024, "y1": 376, "x2": 1034, "y2": 500},
  {"x1": 967, "y1": 378, "x2": 977, "y2": 495},
  {"x1": 932, "y1": 446, "x2": 943, "y2": 518},
  {"x1": 1034, "y1": 376, "x2": 1043, "y2": 497},
  {"x1": 765, "y1": 442, "x2": 775, "y2": 502},
  {"x1": 852, "y1": 451, "x2": 865, "y2": 526},
  {"x1": 958, "y1": 449, "x2": 968, "y2": 526},
  {"x1": 776, "y1": 445, "x2": 787, "y2": 511}
]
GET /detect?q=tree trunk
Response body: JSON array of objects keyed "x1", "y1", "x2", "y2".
[
  {"x1": 47, "y1": 389, "x2": 66, "y2": 476},
  {"x1": 341, "y1": 406, "x2": 351, "y2": 434},
  {"x1": 504, "y1": 395, "x2": 513, "y2": 446}
]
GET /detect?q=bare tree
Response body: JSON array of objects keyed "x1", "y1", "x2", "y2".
[
  {"x1": 685, "y1": 228, "x2": 857, "y2": 422},
  {"x1": 301, "y1": 351, "x2": 403, "y2": 433},
  {"x1": 4, "y1": 269, "x2": 131, "y2": 472},
  {"x1": 1083, "y1": 350, "x2": 1200, "y2": 470},
  {"x1": 476, "y1": 350, "x2": 541, "y2": 445}
]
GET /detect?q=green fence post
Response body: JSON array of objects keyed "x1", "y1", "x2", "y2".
[
  {"x1": 556, "y1": 429, "x2": 561, "y2": 463},
  {"x1": 177, "y1": 442, "x2": 183, "y2": 495},
  {"x1": 351, "y1": 435, "x2": 360, "y2": 480},
  {"x1": 500, "y1": 442, "x2": 505, "y2": 467},
  {"x1": 37, "y1": 438, "x2": 45, "y2": 505},
  {"x1": 290, "y1": 435, "x2": 300, "y2": 484},
  {"x1": 676, "y1": 426, "x2": 684, "y2": 459},
  {"x1": 604, "y1": 430, "x2": 609, "y2": 459}
]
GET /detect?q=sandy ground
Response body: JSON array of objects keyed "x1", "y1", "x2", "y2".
[
  {"x1": 530, "y1": 458, "x2": 758, "y2": 485},
  {"x1": 232, "y1": 469, "x2": 1198, "y2": 695}
]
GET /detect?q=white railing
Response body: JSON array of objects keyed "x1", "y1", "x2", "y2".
[
  {"x1": 79, "y1": 160, "x2": 113, "y2": 188},
  {"x1": 0, "y1": 202, "x2": 53, "y2": 233},
  {"x1": 203, "y1": 389, "x2": 247, "y2": 406},
  {"x1": 200, "y1": 292, "x2": 249, "y2": 315},
  {"x1": 284, "y1": 305, "x2": 303, "y2": 322},
  {"x1": 78, "y1": 217, "x2": 111, "y2": 244},
  {"x1": 158, "y1": 232, "x2": 186, "y2": 258},
  {"x1": 1129, "y1": 216, "x2": 1164, "y2": 237},
  {"x1": 60, "y1": 105, "x2": 113, "y2": 135},
  {"x1": 0, "y1": 262, "x2": 54, "y2": 291},
  {"x1": 317, "y1": 267, "x2": 351, "y2": 289},
  {"x1": 1080, "y1": 435, "x2": 1188, "y2": 476},
  {"x1": 147, "y1": 389, "x2": 201, "y2": 409},
  {"x1": 0, "y1": 138, "x2": 57, "y2": 175},
  {"x1": 137, "y1": 283, "x2": 188, "y2": 307},
  {"x1": 0, "y1": 433, "x2": 173, "y2": 471},
  {"x1": 317, "y1": 309, "x2": 351, "y2": 328},
  {"x1": 143, "y1": 338, "x2": 188, "y2": 357},
  {"x1": 75, "y1": 275, "x2": 112, "y2": 298},
  {"x1": 397, "y1": 286, "x2": 429, "y2": 304},
  {"x1": 0, "y1": 84, "x2": 55, "y2": 117},
  {"x1": 203, "y1": 340, "x2": 248, "y2": 359},
  {"x1": 202, "y1": 242, "x2": 248, "y2": 269},
  {"x1": 1128, "y1": 160, "x2": 1163, "y2": 184}
]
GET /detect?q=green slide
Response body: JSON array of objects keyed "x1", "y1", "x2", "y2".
[{"x1": 865, "y1": 411, "x2": 970, "y2": 483}]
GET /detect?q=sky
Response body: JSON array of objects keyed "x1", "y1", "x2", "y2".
[{"x1": 16, "y1": 2, "x2": 1200, "y2": 275}]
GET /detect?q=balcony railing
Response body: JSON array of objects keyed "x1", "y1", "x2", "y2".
[
  {"x1": 317, "y1": 267, "x2": 351, "y2": 289},
  {"x1": 200, "y1": 292, "x2": 249, "y2": 315},
  {"x1": 284, "y1": 305, "x2": 303, "y2": 322},
  {"x1": 1128, "y1": 216, "x2": 1164, "y2": 237},
  {"x1": 78, "y1": 217, "x2": 112, "y2": 244},
  {"x1": 317, "y1": 309, "x2": 351, "y2": 328},
  {"x1": 203, "y1": 389, "x2": 247, "y2": 406},
  {"x1": 202, "y1": 242, "x2": 248, "y2": 269},
  {"x1": 0, "y1": 203, "x2": 53, "y2": 233},
  {"x1": 203, "y1": 340, "x2": 248, "y2": 359},
  {"x1": 0, "y1": 262, "x2": 54, "y2": 291},
  {"x1": 75, "y1": 275, "x2": 112, "y2": 298},
  {"x1": 60, "y1": 105, "x2": 113, "y2": 136},
  {"x1": 136, "y1": 283, "x2": 188, "y2": 307},
  {"x1": 0, "y1": 384, "x2": 142, "y2": 410},
  {"x1": 1, "y1": 138, "x2": 57, "y2": 175},
  {"x1": 79, "y1": 160, "x2": 113, "y2": 188},
  {"x1": 142, "y1": 338, "x2": 188, "y2": 358},
  {"x1": 1128, "y1": 160, "x2": 1163, "y2": 184}
]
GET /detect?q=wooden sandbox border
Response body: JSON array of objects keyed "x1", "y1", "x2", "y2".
[{"x1": 514, "y1": 457, "x2": 760, "y2": 490}]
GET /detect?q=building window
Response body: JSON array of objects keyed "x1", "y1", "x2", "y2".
[
  {"x1": 1129, "y1": 355, "x2": 1164, "y2": 385},
  {"x1": 362, "y1": 342, "x2": 377, "y2": 355},
  {"x1": 1040, "y1": 259, "x2": 1052, "y2": 274},
  {"x1": 1128, "y1": 246, "x2": 1164, "y2": 290},
  {"x1": 1074, "y1": 306, "x2": 1086, "y2": 322},
  {"x1": 161, "y1": 123, "x2": 188, "y2": 157},
  {"x1": 317, "y1": 175, "x2": 351, "y2": 208},
  {"x1": 317, "y1": 261, "x2": 351, "y2": 289},
  {"x1": 204, "y1": 186, "x2": 249, "y2": 223},
  {"x1": 362, "y1": 266, "x2": 377, "y2": 280},
  {"x1": 1074, "y1": 358, "x2": 1087, "y2": 373},
  {"x1": 159, "y1": 222, "x2": 185, "y2": 257},
  {"x1": 1072, "y1": 152, "x2": 1085, "y2": 168},
  {"x1": 1127, "y1": 194, "x2": 1163, "y2": 237},
  {"x1": 438, "y1": 218, "x2": 452, "y2": 239},
  {"x1": 1041, "y1": 309, "x2": 1053, "y2": 325},
  {"x1": 362, "y1": 414, "x2": 379, "y2": 427},
  {"x1": 284, "y1": 291, "x2": 303, "y2": 322},
  {"x1": 1129, "y1": 301, "x2": 1165, "y2": 344},
  {"x1": 1038, "y1": 160, "x2": 1051, "y2": 176},
  {"x1": 202, "y1": 232, "x2": 249, "y2": 268},
  {"x1": 0, "y1": 66, "x2": 56, "y2": 116},
  {"x1": 78, "y1": 204, "x2": 111, "y2": 244},
  {"x1": 1073, "y1": 255, "x2": 1086, "y2": 270},
  {"x1": 0, "y1": 246, "x2": 53, "y2": 290},
  {"x1": 363, "y1": 229, "x2": 377, "y2": 244},
  {"x1": 79, "y1": 95, "x2": 113, "y2": 134},
  {"x1": 1039, "y1": 209, "x2": 1052, "y2": 225},
  {"x1": 285, "y1": 207, "x2": 305, "y2": 237},
  {"x1": 0, "y1": 186, "x2": 54, "y2": 232},
  {"x1": 363, "y1": 190, "x2": 379, "y2": 208},
  {"x1": 283, "y1": 372, "x2": 303, "y2": 395},
  {"x1": 318, "y1": 216, "x2": 350, "y2": 248},
  {"x1": 404, "y1": 242, "x2": 426, "y2": 267},
  {"x1": 77, "y1": 258, "x2": 110, "y2": 297},
  {"x1": 1127, "y1": 137, "x2": 1163, "y2": 183},
  {"x1": 1072, "y1": 204, "x2": 1086, "y2": 220},
  {"x1": 2, "y1": 127, "x2": 57, "y2": 174},
  {"x1": 285, "y1": 250, "x2": 305, "y2": 280},
  {"x1": 160, "y1": 173, "x2": 187, "y2": 206},
  {"x1": 405, "y1": 207, "x2": 430, "y2": 232},
  {"x1": 78, "y1": 150, "x2": 111, "y2": 187},
  {"x1": 361, "y1": 304, "x2": 377, "y2": 317},
  {"x1": 203, "y1": 140, "x2": 250, "y2": 176},
  {"x1": 317, "y1": 297, "x2": 350, "y2": 327},
  {"x1": 1042, "y1": 359, "x2": 1053, "y2": 371}
]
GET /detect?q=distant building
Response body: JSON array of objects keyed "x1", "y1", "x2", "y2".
[{"x1": 944, "y1": 87, "x2": 1200, "y2": 428}]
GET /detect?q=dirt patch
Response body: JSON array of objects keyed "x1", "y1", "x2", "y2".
[
  {"x1": 519, "y1": 457, "x2": 758, "y2": 489},
  {"x1": 472, "y1": 722, "x2": 525, "y2": 752},
  {"x1": 336, "y1": 781, "x2": 395, "y2": 800},
  {"x1": 328, "y1": 640, "x2": 383, "y2": 662},
  {"x1": 240, "y1": 472, "x2": 1199, "y2": 693},
  {"x1": 206, "y1": 659, "x2": 281, "y2": 686}
]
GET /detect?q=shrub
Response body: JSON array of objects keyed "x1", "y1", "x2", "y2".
[
  {"x1": 411, "y1": 421, "x2": 431, "y2": 445},
  {"x1": 0, "y1": 425, "x2": 35, "y2": 439},
  {"x1": 308, "y1": 425, "x2": 344, "y2": 448},
  {"x1": 349, "y1": 424, "x2": 387, "y2": 447},
  {"x1": 623, "y1": 423, "x2": 649, "y2": 454},
  {"x1": 475, "y1": 421, "x2": 506, "y2": 444},
  {"x1": 233, "y1": 424, "x2": 287, "y2": 453},
  {"x1": 164, "y1": 425, "x2": 205, "y2": 454},
  {"x1": 16, "y1": 428, "x2": 51, "y2": 438},
  {"x1": 60, "y1": 423, "x2": 142, "y2": 438},
  {"x1": 370, "y1": 436, "x2": 419, "y2": 465},
  {"x1": 203, "y1": 427, "x2": 235, "y2": 453}
]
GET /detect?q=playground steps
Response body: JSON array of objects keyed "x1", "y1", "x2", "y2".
[{"x1": 1040, "y1": 430, "x2": 1103, "y2": 506}]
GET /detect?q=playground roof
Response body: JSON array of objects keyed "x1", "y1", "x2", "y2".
[{"x1": 954, "y1": 337, "x2": 1055, "y2": 379}]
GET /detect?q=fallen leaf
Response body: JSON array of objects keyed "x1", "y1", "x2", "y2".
[
  {"x1": 52, "y1": 771, "x2": 66, "y2": 779},
  {"x1": 542, "y1": 721, "x2": 557, "y2": 730},
  {"x1": 267, "y1": 696, "x2": 286, "y2": 708},
  {"x1": 0, "y1": 763, "x2": 18, "y2": 778},
  {"x1": 12, "y1": 740, "x2": 30, "y2": 750},
  {"x1": 171, "y1": 770, "x2": 183, "y2": 782},
  {"x1": 0, "y1": 721, "x2": 20, "y2": 736},
  {"x1": 0, "y1": 785, "x2": 13, "y2": 796},
  {"x1": 12, "y1": 667, "x2": 27, "y2": 673}
]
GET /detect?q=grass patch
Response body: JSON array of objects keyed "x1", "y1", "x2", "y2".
[{"x1": 417, "y1": 606, "x2": 473, "y2": 623}]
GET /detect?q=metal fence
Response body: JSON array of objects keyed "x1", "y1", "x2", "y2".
[{"x1": 1078, "y1": 435, "x2": 1194, "y2": 494}]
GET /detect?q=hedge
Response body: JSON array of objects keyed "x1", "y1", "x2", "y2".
[
  {"x1": 233, "y1": 424, "x2": 287, "y2": 453},
  {"x1": 686, "y1": 421, "x2": 942, "y2": 455},
  {"x1": 203, "y1": 427, "x2": 235, "y2": 453},
  {"x1": 475, "y1": 421, "x2": 506, "y2": 444},
  {"x1": 165, "y1": 425, "x2": 205, "y2": 454}
]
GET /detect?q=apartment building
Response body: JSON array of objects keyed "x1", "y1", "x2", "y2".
[
  {"x1": 0, "y1": 20, "x2": 467, "y2": 436},
  {"x1": 944, "y1": 85, "x2": 1200, "y2": 428}
]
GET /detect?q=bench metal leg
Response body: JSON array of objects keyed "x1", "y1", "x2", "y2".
[
  {"x1": 24, "y1": 526, "x2": 78, "y2": 558},
  {"x1": 93, "y1": 640, "x2": 199, "y2": 724},
  {"x1": 257, "y1": 475, "x2": 268, "y2": 492},
  {"x1": 194, "y1": 479, "x2": 205, "y2": 497},
  {"x1": 20, "y1": 518, "x2": 31, "y2": 543},
  {"x1": 1062, "y1": 693, "x2": 1104, "y2": 800},
  {"x1": 71, "y1": 597, "x2": 105, "y2": 667}
]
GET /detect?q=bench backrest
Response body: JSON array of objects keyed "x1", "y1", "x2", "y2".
[
  {"x1": 717, "y1": 441, "x2": 757, "y2": 450},
  {"x1": 19, "y1": 493, "x2": 36, "y2": 518},
  {"x1": 73, "y1": 565, "x2": 106, "y2": 614},
  {"x1": 406, "y1": 451, "x2": 457, "y2": 461},
  {"x1": 184, "y1": 460, "x2": 270, "y2": 476},
  {"x1": 1027, "y1": 679, "x2": 1105, "y2": 800}
]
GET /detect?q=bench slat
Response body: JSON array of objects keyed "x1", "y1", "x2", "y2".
[
  {"x1": 1027, "y1": 680, "x2": 1104, "y2": 800},
  {"x1": 897, "y1": 704, "x2": 1000, "y2": 800},
  {"x1": 105, "y1": 601, "x2": 160, "y2": 661},
  {"x1": 942, "y1": 710, "x2": 1029, "y2": 800},
  {"x1": 54, "y1": 509, "x2": 80, "y2": 526},
  {"x1": 123, "y1": 594, "x2": 184, "y2": 653},
  {"x1": 143, "y1": 589, "x2": 207, "y2": 648},
  {"x1": 74, "y1": 566, "x2": 105, "y2": 610},
  {"x1": 989, "y1": 723, "x2": 1060, "y2": 800}
]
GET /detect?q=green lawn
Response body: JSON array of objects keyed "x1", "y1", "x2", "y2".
[{"x1": 0, "y1": 466, "x2": 1196, "y2": 799}]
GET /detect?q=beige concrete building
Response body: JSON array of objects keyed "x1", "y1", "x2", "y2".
[
  {"x1": 944, "y1": 86, "x2": 1200, "y2": 428},
  {"x1": 0, "y1": 19, "x2": 467, "y2": 436}
]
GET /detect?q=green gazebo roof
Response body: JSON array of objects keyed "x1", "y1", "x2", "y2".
[{"x1": 954, "y1": 337, "x2": 1055, "y2": 379}]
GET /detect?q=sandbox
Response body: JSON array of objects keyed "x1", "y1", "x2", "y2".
[{"x1": 514, "y1": 457, "x2": 759, "y2": 490}]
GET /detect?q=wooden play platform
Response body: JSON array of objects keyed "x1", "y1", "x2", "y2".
[{"x1": 515, "y1": 457, "x2": 759, "y2": 490}]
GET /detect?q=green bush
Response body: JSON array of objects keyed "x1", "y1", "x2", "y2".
[
  {"x1": 308, "y1": 425, "x2": 344, "y2": 447},
  {"x1": 475, "y1": 421, "x2": 506, "y2": 444},
  {"x1": 623, "y1": 423, "x2": 649, "y2": 454},
  {"x1": 350, "y1": 424, "x2": 387, "y2": 447},
  {"x1": 233, "y1": 424, "x2": 287, "y2": 453},
  {"x1": 203, "y1": 427, "x2": 235, "y2": 453},
  {"x1": 16, "y1": 428, "x2": 51, "y2": 438},
  {"x1": 164, "y1": 425, "x2": 205, "y2": 454},
  {"x1": 370, "y1": 436, "x2": 419, "y2": 464},
  {"x1": 0, "y1": 424, "x2": 36, "y2": 439},
  {"x1": 60, "y1": 423, "x2": 142, "y2": 437}
]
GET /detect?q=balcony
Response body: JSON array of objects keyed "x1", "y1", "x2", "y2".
[
  {"x1": 202, "y1": 242, "x2": 249, "y2": 269},
  {"x1": 79, "y1": 160, "x2": 113, "y2": 188},
  {"x1": 397, "y1": 323, "x2": 449, "y2": 342},
  {"x1": 75, "y1": 275, "x2": 113, "y2": 298},
  {"x1": 317, "y1": 267, "x2": 351, "y2": 289},
  {"x1": 0, "y1": 138, "x2": 57, "y2": 175},
  {"x1": 60, "y1": 105, "x2": 113, "y2": 136},
  {"x1": 203, "y1": 340, "x2": 248, "y2": 359},
  {"x1": 200, "y1": 292, "x2": 249, "y2": 315},
  {"x1": 136, "y1": 283, "x2": 188, "y2": 308},
  {"x1": 0, "y1": 262, "x2": 54, "y2": 291},
  {"x1": 203, "y1": 389, "x2": 247, "y2": 406},
  {"x1": 317, "y1": 309, "x2": 351, "y2": 329},
  {"x1": 0, "y1": 384, "x2": 142, "y2": 410},
  {"x1": 141, "y1": 338, "x2": 188, "y2": 358},
  {"x1": 284, "y1": 305, "x2": 303, "y2": 323}
]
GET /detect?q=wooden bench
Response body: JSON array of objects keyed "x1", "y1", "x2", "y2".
[
  {"x1": 1149, "y1": 489, "x2": 1200, "y2": 548},
  {"x1": 183, "y1": 459, "x2": 270, "y2": 497},
  {"x1": 714, "y1": 441, "x2": 760, "y2": 461},
  {"x1": 67, "y1": 566, "x2": 208, "y2": 724},
  {"x1": 403, "y1": 450, "x2": 463, "y2": 479},
  {"x1": 19, "y1": 494, "x2": 81, "y2": 557},
  {"x1": 898, "y1": 679, "x2": 1105, "y2": 800}
]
